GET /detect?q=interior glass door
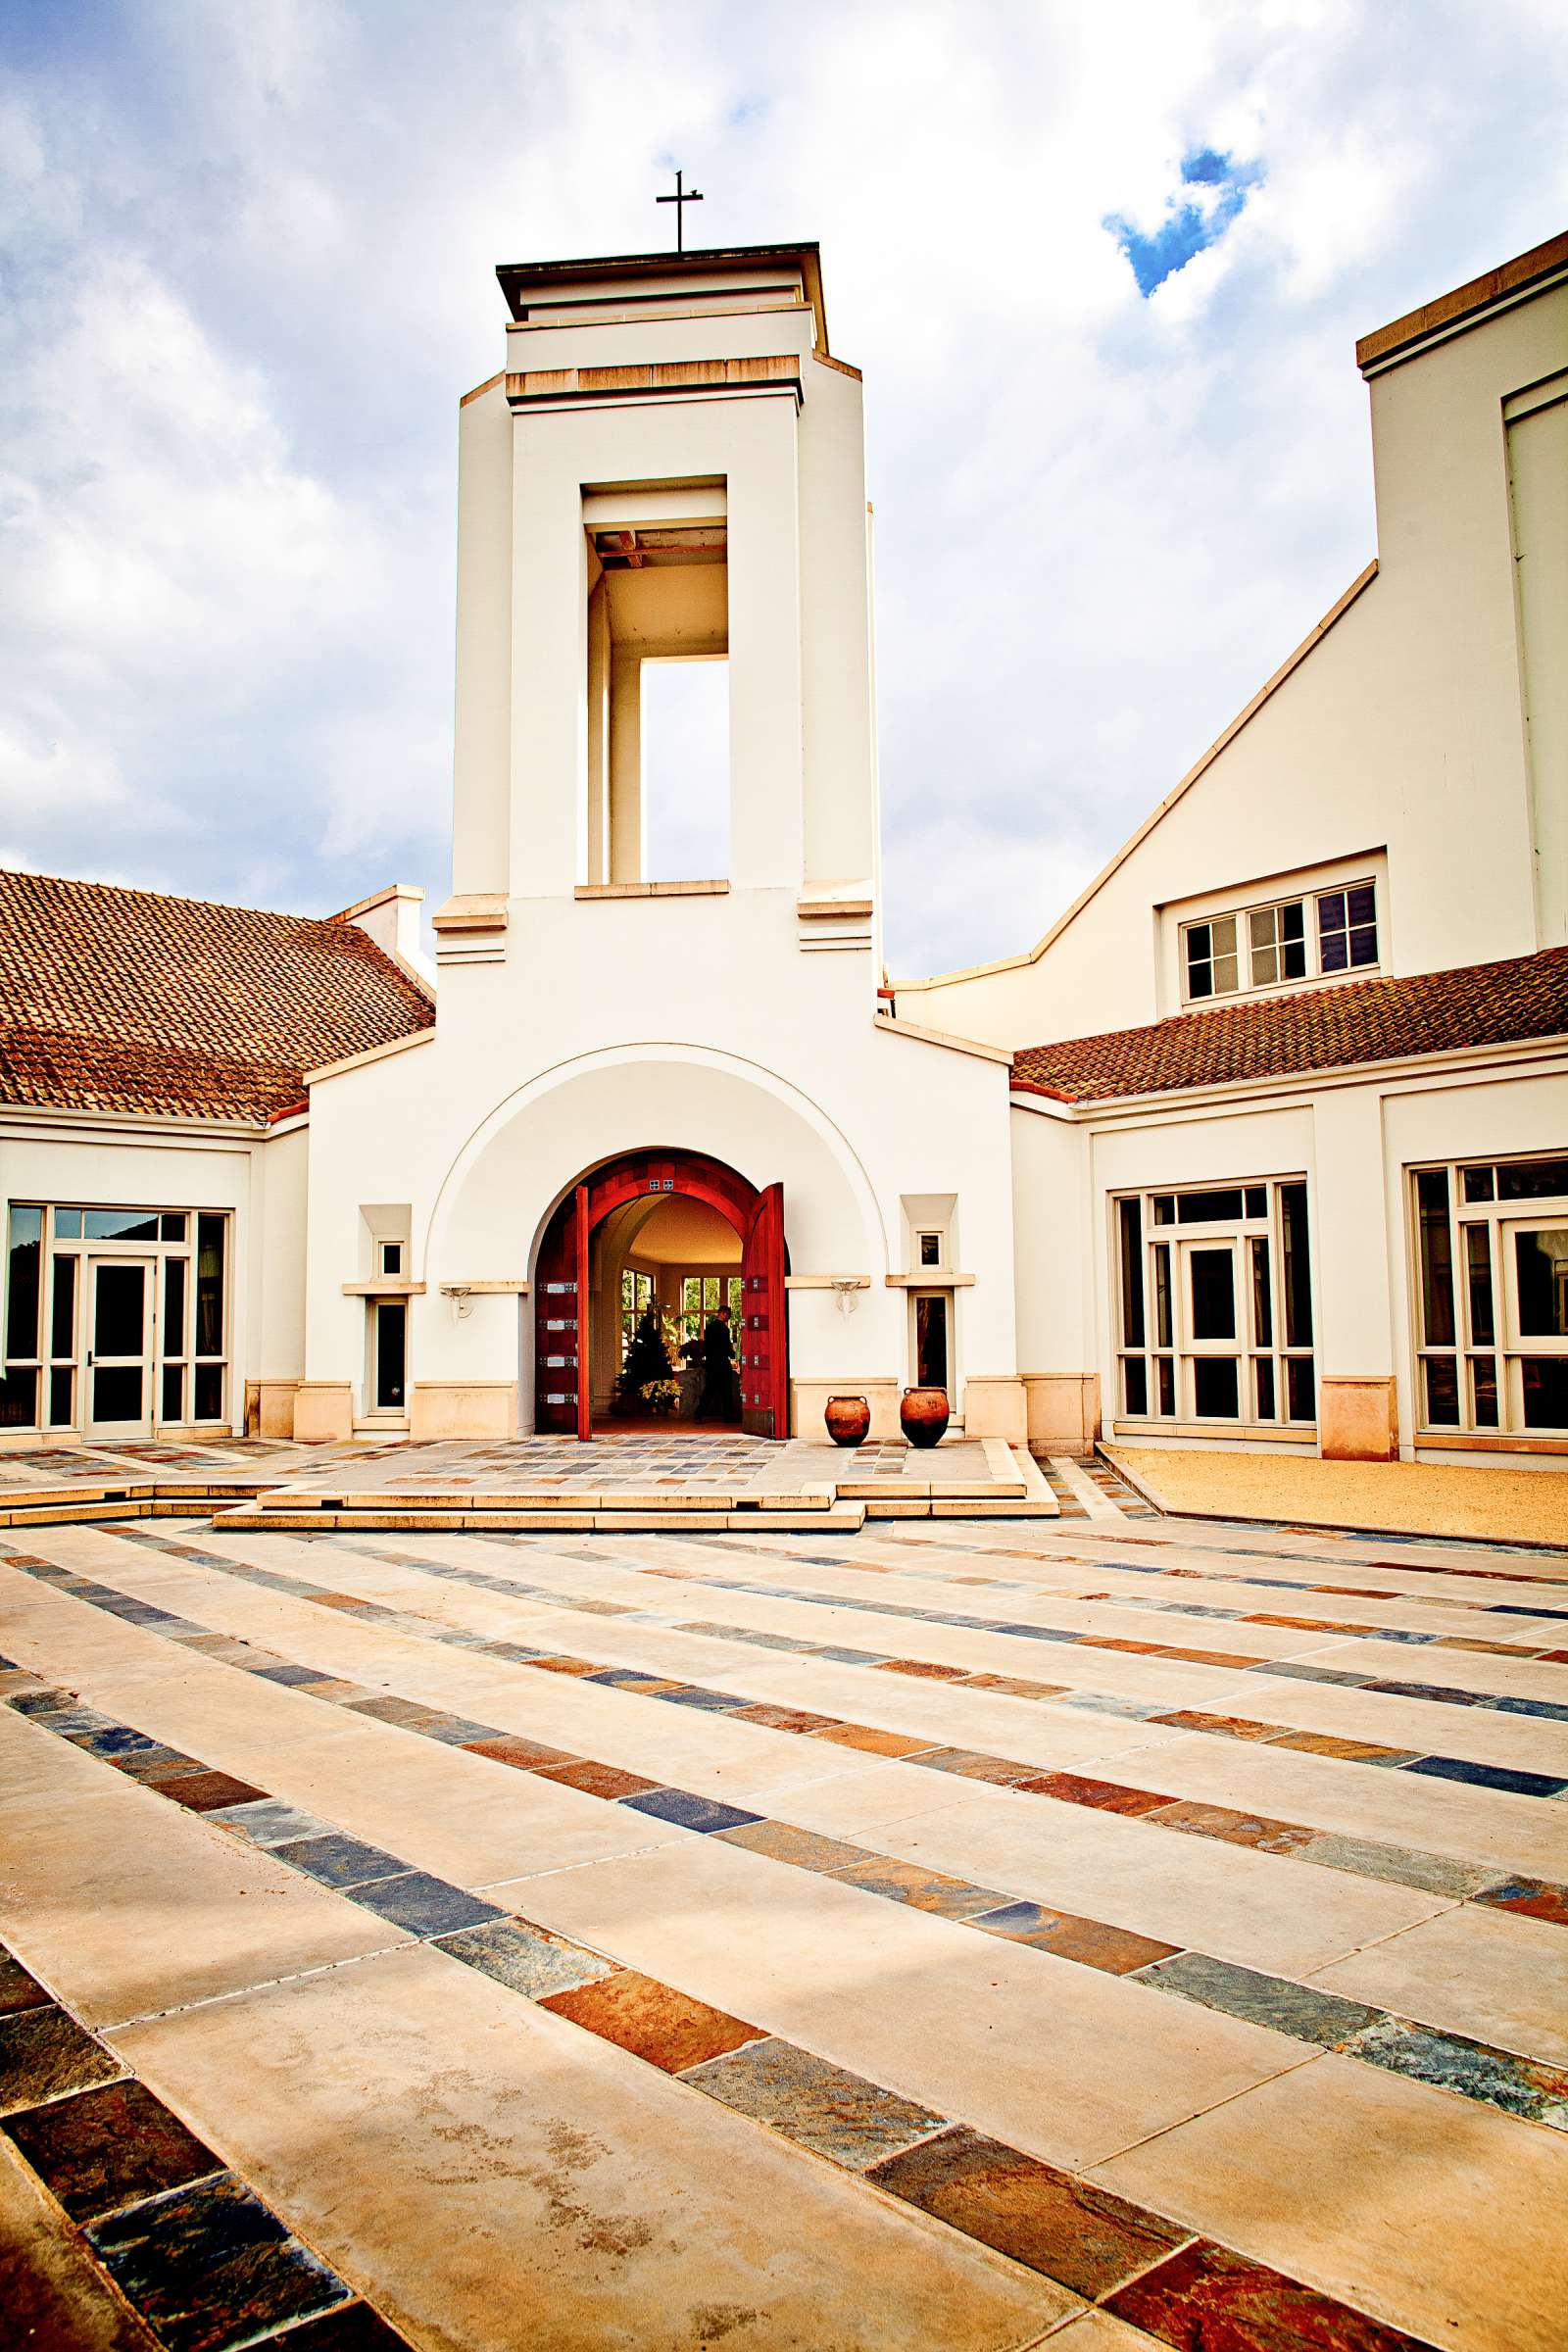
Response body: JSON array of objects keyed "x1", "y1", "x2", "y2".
[
  {"x1": 86, "y1": 1258, "x2": 154, "y2": 1438},
  {"x1": 1181, "y1": 1238, "x2": 1242, "y2": 1419}
]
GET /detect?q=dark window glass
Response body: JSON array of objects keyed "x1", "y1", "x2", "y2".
[
  {"x1": 1281, "y1": 1183, "x2": 1313, "y2": 1345},
  {"x1": 83, "y1": 1209, "x2": 160, "y2": 1242},
  {"x1": 92, "y1": 1365, "x2": 142, "y2": 1423},
  {"x1": 1286, "y1": 1355, "x2": 1316, "y2": 1422},
  {"x1": 1186, "y1": 923, "x2": 1213, "y2": 998},
  {"x1": 1250, "y1": 1238, "x2": 1274, "y2": 1348},
  {"x1": 160, "y1": 1213, "x2": 187, "y2": 1242},
  {"x1": 195, "y1": 1216, "x2": 224, "y2": 1355},
  {"x1": 54, "y1": 1209, "x2": 82, "y2": 1239},
  {"x1": 92, "y1": 1262, "x2": 145, "y2": 1360},
  {"x1": 1190, "y1": 1248, "x2": 1237, "y2": 1341},
  {"x1": 1254, "y1": 1357, "x2": 1276, "y2": 1419},
  {"x1": 1, "y1": 1366, "x2": 38, "y2": 1427},
  {"x1": 1471, "y1": 1359, "x2": 1498, "y2": 1428},
  {"x1": 1497, "y1": 1157, "x2": 1568, "y2": 1200},
  {"x1": 6, "y1": 1207, "x2": 42, "y2": 1359},
  {"x1": 918, "y1": 1233, "x2": 941, "y2": 1268},
  {"x1": 915, "y1": 1294, "x2": 949, "y2": 1391},
  {"x1": 1514, "y1": 1229, "x2": 1568, "y2": 1338},
  {"x1": 164, "y1": 1257, "x2": 186, "y2": 1360},
  {"x1": 1521, "y1": 1357, "x2": 1568, "y2": 1430},
  {"x1": 1464, "y1": 1226, "x2": 1494, "y2": 1347},
  {"x1": 1152, "y1": 1196, "x2": 1175, "y2": 1226},
  {"x1": 1177, "y1": 1189, "x2": 1244, "y2": 1224},
  {"x1": 1280, "y1": 900, "x2": 1306, "y2": 979},
  {"x1": 1462, "y1": 1166, "x2": 1494, "y2": 1202},
  {"x1": 1152, "y1": 1246, "x2": 1173, "y2": 1348},
  {"x1": 49, "y1": 1367, "x2": 73, "y2": 1427},
  {"x1": 375, "y1": 1301, "x2": 408, "y2": 1409},
  {"x1": 1423, "y1": 1355, "x2": 1460, "y2": 1426},
  {"x1": 1318, "y1": 885, "x2": 1377, "y2": 974},
  {"x1": 50, "y1": 1256, "x2": 75, "y2": 1360},
  {"x1": 1415, "y1": 1171, "x2": 1453, "y2": 1346},
  {"x1": 1154, "y1": 1356, "x2": 1175, "y2": 1415},
  {"x1": 1245, "y1": 1187, "x2": 1266, "y2": 1219},
  {"x1": 162, "y1": 1364, "x2": 184, "y2": 1423},
  {"x1": 1123, "y1": 1357, "x2": 1148, "y2": 1415},
  {"x1": 1193, "y1": 1357, "x2": 1240, "y2": 1417},
  {"x1": 383, "y1": 1241, "x2": 405, "y2": 1276},
  {"x1": 1118, "y1": 1200, "x2": 1145, "y2": 1346},
  {"x1": 193, "y1": 1362, "x2": 223, "y2": 1421}
]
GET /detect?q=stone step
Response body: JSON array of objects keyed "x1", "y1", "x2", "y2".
[{"x1": 212, "y1": 1499, "x2": 868, "y2": 1536}]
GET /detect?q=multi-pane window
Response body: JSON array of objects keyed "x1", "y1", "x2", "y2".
[
  {"x1": 1114, "y1": 1180, "x2": 1315, "y2": 1427},
  {"x1": 1, "y1": 1204, "x2": 228, "y2": 1433},
  {"x1": 1183, "y1": 880, "x2": 1379, "y2": 1003},
  {"x1": 1413, "y1": 1155, "x2": 1568, "y2": 1435},
  {"x1": 679, "y1": 1274, "x2": 744, "y2": 1343}
]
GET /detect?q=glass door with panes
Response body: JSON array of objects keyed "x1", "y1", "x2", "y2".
[
  {"x1": 1502, "y1": 1218, "x2": 1568, "y2": 1431},
  {"x1": 1180, "y1": 1239, "x2": 1242, "y2": 1419},
  {"x1": 85, "y1": 1257, "x2": 155, "y2": 1438}
]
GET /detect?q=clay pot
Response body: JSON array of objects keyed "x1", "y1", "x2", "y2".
[
  {"x1": 901, "y1": 1386, "x2": 950, "y2": 1448},
  {"x1": 824, "y1": 1394, "x2": 871, "y2": 1448}
]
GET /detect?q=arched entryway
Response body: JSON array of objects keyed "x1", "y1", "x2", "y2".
[{"x1": 532, "y1": 1150, "x2": 788, "y2": 1440}]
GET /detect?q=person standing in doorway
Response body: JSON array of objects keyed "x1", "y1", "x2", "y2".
[{"x1": 697, "y1": 1305, "x2": 738, "y2": 1422}]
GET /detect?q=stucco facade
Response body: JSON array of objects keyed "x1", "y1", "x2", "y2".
[{"x1": 3, "y1": 232, "x2": 1565, "y2": 1471}]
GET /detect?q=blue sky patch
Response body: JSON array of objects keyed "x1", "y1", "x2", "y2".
[{"x1": 1105, "y1": 147, "x2": 1265, "y2": 297}]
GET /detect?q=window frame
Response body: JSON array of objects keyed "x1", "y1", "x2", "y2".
[
  {"x1": 1112, "y1": 1178, "x2": 1316, "y2": 1435},
  {"x1": 1180, "y1": 876, "x2": 1380, "y2": 1006},
  {"x1": 1411, "y1": 1155, "x2": 1568, "y2": 1439}
]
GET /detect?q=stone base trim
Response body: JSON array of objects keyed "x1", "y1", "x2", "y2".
[
  {"x1": 1022, "y1": 1373, "x2": 1101, "y2": 1456},
  {"x1": 410, "y1": 1381, "x2": 518, "y2": 1441},
  {"x1": 291, "y1": 1383, "x2": 355, "y2": 1444},
  {"x1": 959, "y1": 1378, "x2": 1027, "y2": 1444},
  {"x1": 1320, "y1": 1375, "x2": 1397, "y2": 1461},
  {"x1": 254, "y1": 1380, "x2": 302, "y2": 1441}
]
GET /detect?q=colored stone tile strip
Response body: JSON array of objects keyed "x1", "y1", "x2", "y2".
[
  {"x1": 5, "y1": 1548, "x2": 1568, "y2": 2139},
  {"x1": 0, "y1": 1739, "x2": 1445, "y2": 2349},
  {"x1": 142, "y1": 1524, "x2": 1568, "y2": 1916},
  {"x1": 0, "y1": 1941, "x2": 410, "y2": 2352}
]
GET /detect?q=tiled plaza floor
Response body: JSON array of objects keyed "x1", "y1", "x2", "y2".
[{"x1": 3, "y1": 1503, "x2": 1567, "y2": 2349}]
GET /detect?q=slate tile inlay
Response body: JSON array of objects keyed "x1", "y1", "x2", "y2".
[
  {"x1": 618, "y1": 1788, "x2": 763, "y2": 1834},
  {"x1": 825, "y1": 1857, "x2": 1012, "y2": 1919},
  {"x1": 1103, "y1": 2236, "x2": 1439, "y2": 2349},
  {"x1": 346, "y1": 1873, "x2": 505, "y2": 1936},
  {"x1": 87, "y1": 2174, "x2": 352, "y2": 2352},
  {"x1": 433, "y1": 1919, "x2": 614, "y2": 2002},
  {"x1": 681, "y1": 2037, "x2": 949, "y2": 2171},
  {"x1": 866, "y1": 2125, "x2": 1192, "y2": 2297},
  {"x1": 0, "y1": 2005, "x2": 126, "y2": 2117},
  {"x1": 539, "y1": 1969, "x2": 764, "y2": 2073},
  {"x1": 160, "y1": 1771, "x2": 271, "y2": 1814},
  {"x1": 270, "y1": 1834, "x2": 413, "y2": 1890},
  {"x1": 968, "y1": 1903, "x2": 1180, "y2": 1974},
  {"x1": 1136, "y1": 1953, "x2": 1383, "y2": 2049},
  {"x1": 4, "y1": 2079, "x2": 221, "y2": 2222},
  {"x1": 0, "y1": 1952, "x2": 52, "y2": 2017}
]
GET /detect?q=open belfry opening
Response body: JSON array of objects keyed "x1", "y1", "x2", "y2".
[{"x1": 584, "y1": 489, "x2": 730, "y2": 885}]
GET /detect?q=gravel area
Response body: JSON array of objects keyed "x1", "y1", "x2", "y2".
[{"x1": 1106, "y1": 1447, "x2": 1568, "y2": 1546}]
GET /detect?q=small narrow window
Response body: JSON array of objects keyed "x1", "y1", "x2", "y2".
[
  {"x1": 1317, "y1": 883, "x2": 1378, "y2": 972},
  {"x1": 918, "y1": 1232, "x2": 942, "y2": 1267},
  {"x1": 380, "y1": 1241, "x2": 404, "y2": 1278}
]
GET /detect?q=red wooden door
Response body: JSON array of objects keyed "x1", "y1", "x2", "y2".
[
  {"x1": 740, "y1": 1181, "x2": 789, "y2": 1439},
  {"x1": 573, "y1": 1182, "x2": 591, "y2": 1442},
  {"x1": 533, "y1": 1185, "x2": 589, "y2": 1436}
]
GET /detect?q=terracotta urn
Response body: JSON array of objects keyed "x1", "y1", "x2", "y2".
[
  {"x1": 824, "y1": 1394, "x2": 871, "y2": 1447},
  {"x1": 901, "y1": 1386, "x2": 950, "y2": 1448}
]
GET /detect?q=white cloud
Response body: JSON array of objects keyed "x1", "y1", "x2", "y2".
[{"x1": 1, "y1": 0, "x2": 1565, "y2": 964}]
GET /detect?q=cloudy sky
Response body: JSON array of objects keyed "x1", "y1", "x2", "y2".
[{"x1": 2, "y1": 2, "x2": 1565, "y2": 977}]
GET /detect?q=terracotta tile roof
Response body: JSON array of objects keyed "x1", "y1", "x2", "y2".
[
  {"x1": 1012, "y1": 945, "x2": 1568, "y2": 1105},
  {"x1": 0, "y1": 868, "x2": 434, "y2": 1124}
]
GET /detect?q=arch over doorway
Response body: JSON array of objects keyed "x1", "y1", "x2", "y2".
[{"x1": 532, "y1": 1148, "x2": 788, "y2": 1440}]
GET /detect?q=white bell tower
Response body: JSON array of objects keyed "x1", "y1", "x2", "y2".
[{"x1": 436, "y1": 240, "x2": 880, "y2": 971}]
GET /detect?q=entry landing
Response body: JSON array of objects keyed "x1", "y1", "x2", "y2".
[{"x1": 0, "y1": 1434, "x2": 1058, "y2": 1534}]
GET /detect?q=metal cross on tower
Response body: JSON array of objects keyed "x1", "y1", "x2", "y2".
[{"x1": 656, "y1": 168, "x2": 704, "y2": 252}]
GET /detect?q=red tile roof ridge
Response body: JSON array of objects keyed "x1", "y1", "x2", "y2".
[{"x1": 1011, "y1": 943, "x2": 1568, "y2": 1105}]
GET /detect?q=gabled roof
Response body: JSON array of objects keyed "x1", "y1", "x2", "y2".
[
  {"x1": 0, "y1": 868, "x2": 434, "y2": 1125},
  {"x1": 1011, "y1": 945, "x2": 1568, "y2": 1106}
]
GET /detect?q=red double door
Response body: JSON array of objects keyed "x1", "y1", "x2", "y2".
[{"x1": 533, "y1": 1152, "x2": 788, "y2": 1440}]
